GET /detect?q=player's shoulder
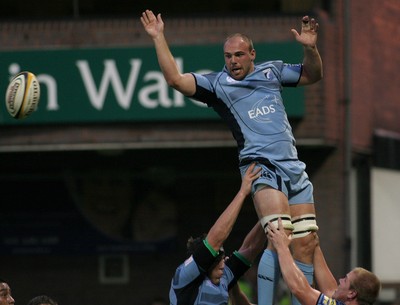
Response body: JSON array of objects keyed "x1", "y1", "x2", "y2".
[
  {"x1": 172, "y1": 256, "x2": 200, "y2": 280},
  {"x1": 254, "y1": 61, "x2": 287, "y2": 78},
  {"x1": 255, "y1": 60, "x2": 284, "y2": 69}
]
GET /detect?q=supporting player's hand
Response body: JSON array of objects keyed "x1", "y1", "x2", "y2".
[
  {"x1": 291, "y1": 16, "x2": 319, "y2": 48},
  {"x1": 140, "y1": 9, "x2": 164, "y2": 39},
  {"x1": 239, "y1": 163, "x2": 261, "y2": 196},
  {"x1": 267, "y1": 218, "x2": 292, "y2": 250}
]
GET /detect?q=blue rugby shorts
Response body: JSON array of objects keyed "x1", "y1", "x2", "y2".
[{"x1": 239, "y1": 158, "x2": 314, "y2": 205}]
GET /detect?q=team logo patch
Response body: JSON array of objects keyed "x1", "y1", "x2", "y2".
[
  {"x1": 261, "y1": 170, "x2": 273, "y2": 180},
  {"x1": 263, "y1": 68, "x2": 273, "y2": 80}
]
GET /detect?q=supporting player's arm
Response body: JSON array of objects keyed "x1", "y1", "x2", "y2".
[
  {"x1": 237, "y1": 220, "x2": 266, "y2": 263},
  {"x1": 140, "y1": 10, "x2": 196, "y2": 96},
  {"x1": 206, "y1": 163, "x2": 261, "y2": 252},
  {"x1": 313, "y1": 245, "x2": 337, "y2": 297},
  {"x1": 267, "y1": 218, "x2": 321, "y2": 305}
]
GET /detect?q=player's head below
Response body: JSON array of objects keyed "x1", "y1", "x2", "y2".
[
  {"x1": 350, "y1": 267, "x2": 381, "y2": 305},
  {"x1": 27, "y1": 295, "x2": 58, "y2": 305},
  {"x1": 223, "y1": 33, "x2": 256, "y2": 81},
  {"x1": 0, "y1": 279, "x2": 15, "y2": 305},
  {"x1": 186, "y1": 234, "x2": 226, "y2": 277}
]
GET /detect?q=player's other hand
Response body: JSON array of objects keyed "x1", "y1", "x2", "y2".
[
  {"x1": 240, "y1": 163, "x2": 261, "y2": 196},
  {"x1": 267, "y1": 218, "x2": 292, "y2": 249},
  {"x1": 291, "y1": 15, "x2": 319, "y2": 48},
  {"x1": 140, "y1": 9, "x2": 164, "y2": 38}
]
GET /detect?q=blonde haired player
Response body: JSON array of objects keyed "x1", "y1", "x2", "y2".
[{"x1": 267, "y1": 219, "x2": 381, "y2": 305}]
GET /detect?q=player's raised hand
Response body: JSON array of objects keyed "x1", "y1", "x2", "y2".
[
  {"x1": 291, "y1": 16, "x2": 319, "y2": 48},
  {"x1": 141, "y1": 10, "x2": 164, "y2": 39}
]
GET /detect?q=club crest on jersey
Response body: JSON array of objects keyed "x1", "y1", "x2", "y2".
[{"x1": 263, "y1": 68, "x2": 273, "y2": 80}]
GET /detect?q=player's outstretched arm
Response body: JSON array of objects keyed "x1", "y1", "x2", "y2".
[
  {"x1": 206, "y1": 163, "x2": 261, "y2": 252},
  {"x1": 267, "y1": 218, "x2": 321, "y2": 305},
  {"x1": 140, "y1": 9, "x2": 196, "y2": 96},
  {"x1": 313, "y1": 245, "x2": 337, "y2": 297},
  {"x1": 291, "y1": 16, "x2": 323, "y2": 86},
  {"x1": 237, "y1": 221, "x2": 266, "y2": 263}
]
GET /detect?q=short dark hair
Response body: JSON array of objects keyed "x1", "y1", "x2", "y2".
[
  {"x1": 186, "y1": 234, "x2": 225, "y2": 273},
  {"x1": 27, "y1": 295, "x2": 58, "y2": 305},
  {"x1": 186, "y1": 234, "x2": 207, "y2": 257}
]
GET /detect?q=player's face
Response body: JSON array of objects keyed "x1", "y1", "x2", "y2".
[
  {"x1": 209, "y1": 258, "x2": 225, "y2": 285},
  {"x1": 224, "y1": 36, "x2": 255, "y2": 80},
  {"x1": 0, "y1": 283, "x2": 15, "y2": 305},
  {"x1": 332, "y1": 270, "x2": 356, "y2": 302}
]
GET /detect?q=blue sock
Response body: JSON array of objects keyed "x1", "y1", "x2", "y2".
[
  {"x1": 291, "y1": 260, "x2": 314, "y2": 305},
  {"x1": 258, "y1": 249, "x2": 280, "y2": 305}
]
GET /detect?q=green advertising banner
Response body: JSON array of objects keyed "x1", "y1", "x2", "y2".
[{"x1": 0, "y1": 42, "x2": 304, "y2": 125}]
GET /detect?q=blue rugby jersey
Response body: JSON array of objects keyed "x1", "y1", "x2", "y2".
[
  {"x1": 191, "y1": 61, "x2": 302, "y2": 163},
  {"x1": 317, "y1": 293, "x2": 346, "y2": 305},
  {"x1": 169, "y1": 241, "x2": 250, "y2": 305}
]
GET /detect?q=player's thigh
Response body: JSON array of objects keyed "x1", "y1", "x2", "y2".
[
  {"x1": 253, "y1": 186, "x2": 290, "y2": 219},
  {"x1": 289, "y1": 202, "x2": 316, "y2": 218}
]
